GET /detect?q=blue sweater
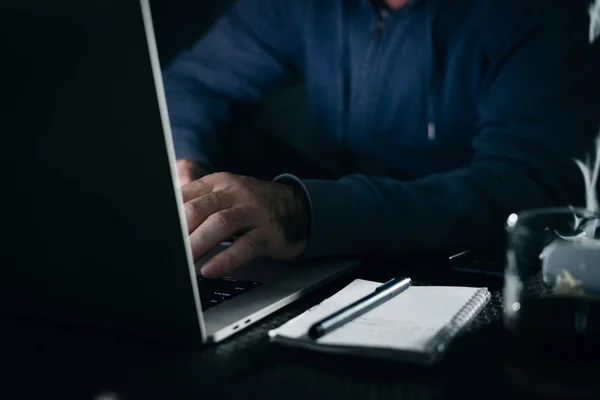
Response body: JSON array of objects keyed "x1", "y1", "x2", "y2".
[{"x1": 163, "y1": 0, "x2": 599, "y2": 258}]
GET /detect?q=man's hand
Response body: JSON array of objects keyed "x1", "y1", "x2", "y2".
[
  {"x1": 182, "y1": 173, "x2": 310, "y2": 278},
  {"x1": 176, "y1": 159, "x2": 209, "y2": 186}
]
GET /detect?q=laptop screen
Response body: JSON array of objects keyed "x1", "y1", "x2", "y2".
[{"x1": 0, "y1": 0, "x2": 204, "y2": 344}]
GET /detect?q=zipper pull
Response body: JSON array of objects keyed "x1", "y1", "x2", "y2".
[
  {"x1": 427, "y1": 122, "x2": 436, "y2": 141},
  {"x1": 373, "y1": 9, "x2": 389, "y2": 39}
]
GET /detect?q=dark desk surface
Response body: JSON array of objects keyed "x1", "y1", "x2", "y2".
[{"x1": 1, "y1": 259, "x2": 527, "y2": 400}]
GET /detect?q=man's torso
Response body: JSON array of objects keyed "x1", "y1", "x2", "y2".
[{"x1": 293, "y1": 0, "x2": 525, "y2": 179}]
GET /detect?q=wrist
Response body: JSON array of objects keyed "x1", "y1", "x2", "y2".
[
  {"x1": 177, "y1": 159, "x2": 210, "y2": 181},
  {"x1": 278, "y1": 182, "x2": 311, "y2": 246}
]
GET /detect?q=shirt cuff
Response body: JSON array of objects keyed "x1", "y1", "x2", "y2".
[{"x1": 274, "y1": 173, "x2": 375, "y2": 259}]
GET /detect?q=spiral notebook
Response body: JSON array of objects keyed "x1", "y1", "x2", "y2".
[{"x1": 268, "y1": 279, "x2": 490, "y2": 365}]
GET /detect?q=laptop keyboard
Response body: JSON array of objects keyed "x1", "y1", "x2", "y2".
[{"x1": 196, "y1": 276, "x2": 261, "y2": 311}]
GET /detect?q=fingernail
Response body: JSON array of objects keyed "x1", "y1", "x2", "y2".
[{"x1": 200, "y1": 265, "x2": 211, "y2": 277}]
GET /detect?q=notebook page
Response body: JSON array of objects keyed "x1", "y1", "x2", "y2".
[
  {"x1": 270, "y1": 279, "x2": 481, "y2": 352},
  {"x1": 268, "y1": 279, "x2": 380, "y2": 338}
]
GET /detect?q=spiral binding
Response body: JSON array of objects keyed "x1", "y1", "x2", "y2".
[{"x1": 424, "y1": 288, "x2": 491, "y2": 361}]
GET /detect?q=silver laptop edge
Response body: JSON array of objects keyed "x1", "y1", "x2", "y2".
[
  {"x1": 139, "y1": 0, "x2": 358, "y2": 343},
  {"x1": 140, "y1": 0, "x2": 208, "y2": 343},
  {"x1": 207, "y1": 262, "x2": 355, "y2": 342}
]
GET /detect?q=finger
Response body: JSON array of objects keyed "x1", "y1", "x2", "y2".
[
  {"x1": 183, "y1": 191, "x2": 233, "y2": 233},
  {"x1": 178, "y1": 177, "x2": 191, "y2": 187},
  {"x1": 200, "y1": 230, "x2": 267, "y2": 278},
  {"x1": 189, "y1": 206, "x2": 253, "y2": 260},
  {"x1": 181, "y1": 178, "x2": 213, "y2": 203}
]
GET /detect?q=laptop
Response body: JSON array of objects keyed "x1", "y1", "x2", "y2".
[{"x1": 0, "y1": 0, "x2": 358, "y2": 345}]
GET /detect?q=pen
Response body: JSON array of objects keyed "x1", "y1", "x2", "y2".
[{"x1": 307, "y1": 276, "x2": 412, "y2": 340}]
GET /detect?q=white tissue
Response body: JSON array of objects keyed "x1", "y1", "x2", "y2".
[{"x1": 539, "y1": 132, "x2": 600, "y2": 294}]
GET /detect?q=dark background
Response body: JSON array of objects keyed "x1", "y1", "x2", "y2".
[{"x1": 150, "y1": 0, "x2": 233, "y2": 66}]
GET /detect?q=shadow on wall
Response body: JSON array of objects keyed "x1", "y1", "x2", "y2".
[{"x1": 150, "y1": 0, "x2": 343, "y2": 178}]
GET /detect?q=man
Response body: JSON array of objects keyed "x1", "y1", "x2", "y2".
[{"x1": 163, "y1": 0, "x2": 599, "y2": 278}]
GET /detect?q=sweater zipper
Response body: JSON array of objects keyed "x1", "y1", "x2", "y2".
[
  {"x1": 372, "y1": 4, "x2": 437, "y2": 143},
  {"x1": 373, "y1": 2, "x2": 437, "y2": 142},
  {"x1": 341, "y1": 5, "x2": 390, "y2": 170},
  {"x1": 427, "y1": 37, "x2": 437, "y2": 141},
  {"x1": 427, "y1": 1, "x2": 441, "y2": 142}
]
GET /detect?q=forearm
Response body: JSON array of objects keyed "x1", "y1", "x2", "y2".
[
  {"x1": 163, "y1": 68, "x2": 229, "y2": 171},
  {"x1": 276, "y1": 157, "x2": 585, "y2": 259},
  {"x1": 278, "y1": 0, "x2": 597, "y2": 259},
  {"x1": 162, "y1": 0, "x2": 302, "y2": 171}
]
